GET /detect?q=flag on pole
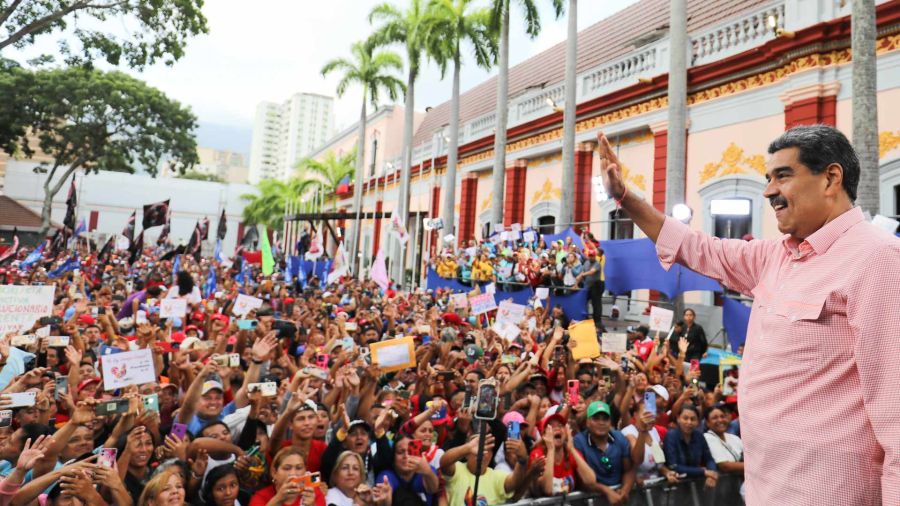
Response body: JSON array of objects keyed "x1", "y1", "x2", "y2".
[
  {"x1": 259, "y1": 225, "x2": 274, "y2": 276},
  {"x1": 0, "y1": 228, "x2": 19, "y2": 264},
  {"x1": 186, "y1": 221, "x2": 202, "y2": 262},
  {"x1": 128, "y1": 230, "x2": 144, "y2": 265},
  {"x1": 389, "y1": 209, "x2": 409, "y2": 245},
  {"x1": 305, "y1": 232, "x2": 323, "y2": 260},
  {"x1": 216, "y1": 209, "x2": 227, "y2": 240},
  {"x1": 122, "y1": 211, "x2": 136, "y2": 244},
  {"x1": 48, "y1": 229, "x2": 67, "y2": 258},
  {"x1": 20, "y1": 242, "x2": 44, "y2": 269},
  {"x1": 284, "y1": 254, "x2": 293, "y2": 284},
  {"x1": 214, "y1": 239, "x2": 224, "y2": 263},
  {"x1": 48, "y1": 254, "x2": 80, "y2": 278},
  {"x1": 74, "y1": 218, "x2": 87, "y2": 237},
  {"x1": 142, "y1": 199, "x2": 170, "y2": 229},
  {"x1": 97, "y1": 236, "x2": 114, "y2": 264},
  {"x1": 199, "y1": 217, "x2": 210, "y2": 241},
  {"x1": 235, "y1": 257, "x2": 250, "y2": 285},
  {"x1": 297, "y1": 257, "x2": 307, "y2": 289},
  {"x1": 157, "y1": 208, "x2": 171, "y2": 246},
  {"x1": 327, "y1": 242, "x2": 349, "y2": 285},
  {"x1": 204, "y1": 268, "x2": 217, "y2": 299},
  {"x1": 369, "y1": 248, "x2": 390, "y2": 292},
  {"x1": 63, "y1": 175, "x2": 77, "y2": 232}
]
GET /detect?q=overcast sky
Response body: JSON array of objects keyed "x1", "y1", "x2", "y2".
[{"x1": 7, "y1": 0, "x2": 639, "y2": 154}]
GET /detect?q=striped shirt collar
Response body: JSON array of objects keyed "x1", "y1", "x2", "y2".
[{"x1": 782, "y1": 206, "x2": 864, "y2": 257}]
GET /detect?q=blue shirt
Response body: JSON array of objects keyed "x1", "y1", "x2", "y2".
[
  {"x1": 662, "y1": 429, "x2": 717, "y2": 478},
  {"x1": 187, "y1": 401, "x2": 237, "y2": 435},
  {"x1": 573, "y1": 430, "x2": 631, "y2": 486},
  {"x1": 377, "y1": 468, "x2": 437, "y2": 506}
]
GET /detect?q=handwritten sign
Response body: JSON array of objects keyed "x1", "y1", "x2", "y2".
[
  {"x1": 450, "y1": 293, "x2": 468, "y2": 308},
  {"x1": 601, "y1": 333, "x2": 628, "y2": 354},
  {"x1": 492, "y1": 320, "x2": 521, "y2": 341},
  {"x1": 469, "y1": 293, "x2": 497, "y2": 315},
  {"x1": 569, "y1": 320, "x2": 601, "y2": 360},
  {"x1": 0, "y1": 285, "x2": 55, "y2": 334},
  {"x1": 232, "y1": 294, "x2": 263, "y2": 317},
  {"x1": 535, "y1": 287, "x2": 549, "y2": 300},
  {"x1": 101, "y1": 348, "x2": 157, "y2": 390},
  {"x1": 649, "y1": 306, "x2": 674, "y2": 332},
  {"x1": 522, "y1": 231, "x2": 537, "y2": 243},
  {"x1": 369, "y1": 336, "x2": 416, "y2": 373},
  {"x1": 159, "y1": 299, "x2": 187, "y2": 319},
  {"x1": 496, "y1": 300, "x2": 526, "y2": 325}
]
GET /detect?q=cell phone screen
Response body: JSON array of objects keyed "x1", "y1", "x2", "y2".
[
  {"x1": 643, "y1": 391, "x2": 657, "y2": 417},
  {"x1": 475, "y1": 382, "x2": 498, "y2": 420}
]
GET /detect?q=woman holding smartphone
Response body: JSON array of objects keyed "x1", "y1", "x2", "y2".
[
  {"x1": 325, "y1": 451, "x2": 392, "y2": 506},
  {"x1": 662, "y1": 406, "x2": 718, "y2": 489},
  {"x1": 375, "y1": 437, "x2": 439, "y2": 506},
  {"x1": 248, "y1": 447, "x2": 323, "y2": 506}
]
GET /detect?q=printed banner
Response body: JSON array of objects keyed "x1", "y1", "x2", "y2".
[
  {"x1": 469, "y1": 293, "x2": 498, "y2": 315},
  {"x1": 101, "y1": 348, "x2": 157, "y2": 390},
  {"x1": 0, "y1": 285, "x2": 55, "y2": 334}
]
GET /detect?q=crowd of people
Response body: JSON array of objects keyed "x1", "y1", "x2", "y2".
[{"x1": 0, "y1": 233, "x2": 744, "y2": 506}]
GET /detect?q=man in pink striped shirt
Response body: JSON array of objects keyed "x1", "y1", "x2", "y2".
[{"x1": 596, "y1": 125, "x2": 900, "y2": 505}]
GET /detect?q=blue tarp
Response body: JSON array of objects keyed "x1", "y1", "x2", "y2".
[
  {"x1": 541, "y1": 227, "x2": 583, "y2": 248},
  {"x1": 290, "y1": 258, "x2": 332, "y2": 281},
  {"x1": 722, "y1": 297, "x2": 752, "y2": 352},
  {"x1": 602, "y1": 238, "x2": 721, "y2": 297}
]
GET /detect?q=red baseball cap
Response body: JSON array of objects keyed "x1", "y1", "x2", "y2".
[
  {"x1": 77, "y1": 314, "x2": 96, "y2": 326},
  {"x1": 170, "y1": 331, "x2": 187, "y2": 344},
  {"x1": 77, "y1": 377, "x2": 101, "y2": 392},
  {"x1": 190, "y1": 311, "x2": 205, "y2": 321}
]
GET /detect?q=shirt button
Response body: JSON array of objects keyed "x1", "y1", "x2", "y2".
[
  {"x1": 767, "y1": 308, "x2": 773, "y2": 314},
  {"x1": 790, "y1": 315, "x2": 798, "y2": 322}
]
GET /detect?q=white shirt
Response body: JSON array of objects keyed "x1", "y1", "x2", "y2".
[
  {"x1": 704, "y1": 431, "x2": 744, "y2": 463},
  {"x1": 325, "y1": 487, "x2": 356, "y2": 506},
  {"x1": 621, "y1": 424, "x2": 664, "y2": 479}
]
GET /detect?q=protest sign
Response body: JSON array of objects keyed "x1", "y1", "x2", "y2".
[
  {"x1": 101, "y1": 348, "x2": 157, "y2": 390},
  {"x1": 649, "y1": 306, "x2": 674, "y2": 332},
  {"x1": 601, "y1": 333, "x2": 628, "y2": 354},
  {"x1": 569, "y1": 320, "x2": 601, "y2": 360},
  {"x1": 159, "y1": 299, "x2": 187, "y2": 319},
  {"x1": 35, "y1": 325, "x2": 51, "y2": 338},
  {"x1": 450, "y1": 293, "x2": 468, "y2": 308},
  {"x1": 535, "y1": 287, "x2": 549, "y2": 300},
  {"x1": 485, "y1": 282, "x2": 496, "y2": 295},
  {"x1": 522, "y1": 231, "x2": 537, "y2": 243},
  {"x1": 233, "y1": 294, "x2": 263, "y2": 316},
  {"x1": 369, "y1": 336, "x2": 416, "y2": 373},
  {"x1": 0, "y1": 285, "x2": 55, "y2": 334},
  {"x1": 492, "y1": 320, "x2": 521, "y2": 341},
  {"x1": 496, "y1": 300, "x2": 527, "y2": 325},
  {"x1": 469, "y1": 293, "x2": 497, "y2": 315}
]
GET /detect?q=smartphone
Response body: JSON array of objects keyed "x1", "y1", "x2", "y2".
[
  {"x1": 553, "y1": 345, "x2": 564, "y2": 361},
  {"x1": 345, "y1": 321, "x2": 358, "y2": 332},
  {"x1": 689, "y1": 359, "x2": 700, "y2": 375},
  {"x1": 11, "y1": 335, "x2": 38, "y2": 348},
  {"x1": 136, "y1": 310, "x2": 148, "y2": 325},
  {"x1": 407, "y1": 439, "x2": 423, "y2": 457},
  {"x1": 643, "y1": 391, "x2": 657, "y2": 417},
  {"x1": 236, "y1": 319, "x2": 258, "y2": 331},
  {"x1": 98, "y1": 447, "x2": 117, "y2": 468},
  {"x1": 171, "y1": 422, "x2": 188, "y2": 439},
  {"x1": 567, "y1": 379, "x2": 580, "y2": 405},
  {"x1": 3, "y1": 391, "x2": 36, "y2": 408},
  {"x1": 91, "y1": 306, "x2": 99, "y2": 318},
  {"x1": 48, "y1": 336, "x2": 70, "y2": 347},
  {"x1": 501, "y1": 354, "x2": 517, "y2": 364},
  {"x1": 142, "y1": 393, "x2": 160, "y2": 413},
  {"x1": 55, "y1": 376, "x2": 69, "y2": 400},
  {"x1": 0, "y1": 410, "x2": 12, "y2": 428},
  {"x1": 293, "y1": 472, "x2": 321, "y2": 488},
  {"x1": 248, "y1": 382, "x2": 278, "y2": 397},
  {"x1": 474, "y1": 380, "x2": 499, "y2": 421},
  {"x1": 507, "y1": 420, "x2": 521, "y2": 440},
  {"x1": 426, "y1": 401, "x2": 447, "y2": 420},
  {"x1": 95, "y1": 399, "x2": 129, "y2": 416},
  {"x1": 315, "y1": 353, "x2": 329, "y2": 370}
]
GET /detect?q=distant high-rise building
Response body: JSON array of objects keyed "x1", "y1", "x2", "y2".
[{"x1": 248, "y1": 93, "x2": 335, "y2": 183}]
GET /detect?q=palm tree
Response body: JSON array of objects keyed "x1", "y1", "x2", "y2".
[
  {"x1": 489, "y1": 0, "x2": 563, "y2": 229},
  {"x1": 241, "y1": 179, "x2": 311, "y2": 231},
  {"x1": 295, "y1": 148, "x2": 357, "y2": 211},
  {"x1": 322, "y1": 40, "x2": 405, "y2": 276},
  {"x1": 429, "y1": 0, "x2": 498, "y2": 238},
  {"x1": 558, "y1": 0, "x2": 576, "y2": 232},
  {"x1": 369, "y1": 0, "x2": 434, "y2": 286},
  {"x1": 852, "y1": 0, "x2": 879, "y2": 214}
]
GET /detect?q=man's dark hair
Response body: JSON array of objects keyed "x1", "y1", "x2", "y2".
[
  {"x1": 767, "y1": 124, "x2": 860, "y2": 201},
  {"x1": 146, "y1": 285, "x2": 163, "y2": 297},
  {"x1": 175, "y1": 270, "x2": 194, "y2": 296},
  {"x1": 16, "y1": 423, "x2": 53, "y2": 447}
]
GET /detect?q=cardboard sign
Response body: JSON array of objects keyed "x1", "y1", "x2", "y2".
[
  {"x1": 496, "y1": 300, "x2": 527, "y2": 325},
  {"x1": 232, "y1": 294, "x2": 263, "y2": 317},
  {"x1": 510, "y1": 223, "x2": 521, "y2": 233},
  {"x1": 35, "y1": 325, "x2": 51, "y2": 338},
  {"x1": 101, "y1": 348, "x2": 157, "y2": 390},
  {"x1": 569, "y1": 320, "x2": 601, "y2": 360},
  {"x1": 485, "y1": 282, "x2": 496, "y2": 295},
  {"x1": 535, "y1": 287, "x2": 549, "y2": 300},
  {"x1": 0, "y1": 285, "x2": 55, "y2": 334},
  {"x1": 469, "y1": 293, "x2": 497, "y2": 315},
  {"x1": 649, "y1": 306, "x2": 674, "y2": 332},
  {"x1": 492, "y1": 320, "x2": 521, "y2": 341},
  {"x1": 159, "y1": 299, "x2": 187, "y2": 319},
  {"x1": 522, "y1": 231, "x2": 537, "y2": 243},
  {"x1": 369, "y1": 336, "x2": 416, "y2": 373},
  {"x1": 450, "y1": 293, "x2": 468, "y2": 308},
  {"x1": 601, "y1": 333, "x2": 628, "y2": 354}
]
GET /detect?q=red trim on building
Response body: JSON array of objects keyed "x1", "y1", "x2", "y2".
[
  {"x1": 503, "y1": 160, "x2": 527, "y2": 226},
  {"x1": 784, "y1": 95, "x2": 837, "y2": 129},
  {"x1": 88, "y1": 210, "x2": 98, "y2": 231},
  {"x1": 458, "y1": 175, "x2": 478, "y2": 246},
  {"x1": 373, "y1": 200, "x2": 383, "y2": 255},
  {"x1": 430, "y1": 186, "x2": 441, "y2": 255},
  {"x1": 573, "y1": 145, "x2": 594, "y2": 232},
  {"x1": 237, "y1": 222, "x2": 245, "y2": 245},
  {"x1": 652, "y1": 130, "x2": 668, "y2": 213}
]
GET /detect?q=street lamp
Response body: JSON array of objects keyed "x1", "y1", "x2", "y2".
[{"x1": 672, "y1": 204, "x2": 693, "y2": 223}]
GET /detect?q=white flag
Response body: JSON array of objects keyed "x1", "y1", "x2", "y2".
[
  {"x1": 389, "y1": 209, "x2": 409, "y2": 245},
  {"x1": 327, "y1": 243, "x2": 349, "y2": 285},
  {"x1": 369, "y1": 249, "x2": 390, "y2": 291}
]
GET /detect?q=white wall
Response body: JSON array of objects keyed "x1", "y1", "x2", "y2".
[{"x1": 3, "y1": 162, "x2": 258, "y2": 253}]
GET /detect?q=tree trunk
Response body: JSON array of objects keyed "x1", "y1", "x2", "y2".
[
  {"x1": 665, "y1": 0, "x2": 687, "y2": 216},
  {"x1": 394, "y1": 67, "x2": 417, "y2": 288},
  {"x1": 349, "y1": 90, "x2": 368, "y2": 276},
  {"x1": 558, "y1": 0, "x2": 577, "y2": 233},
  {"x1": 442, "y1": 53, "x2": 462, "y2": 242},
  {"x1": 39, "y1": 163, "x2": 77, "y2": 236},
  {"x1": 489, "y1": 0, "x2": 510, "y2": 233},
  {"x1": 853, "y1": 0, "x2": 879, "y2": 214},
  {"x1": 40, "y1": 182, "x2": 54, "y2": 237}
]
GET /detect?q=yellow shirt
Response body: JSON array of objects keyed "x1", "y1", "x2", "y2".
[
  {"x1": 444, "y1": 462, "x2": 511, "y2": 506},
  {"x1": 471, "y1": 260, "x2": 494, "y2": 281}
]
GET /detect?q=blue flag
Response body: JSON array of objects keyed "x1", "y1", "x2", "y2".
[
  {"x1": 172, "y1": 255, "x2": 181, "y2": 283},
  {"x1": 74, "y1": 218, "x2": 87, "y2": 237},
  {"x1": 297, "y1": 257, "x2": 307, "y2": 289},
  {"x1": 235, "y1": 258, "x2": 250, "y2": 285},
  {"x1": 214, "y1": 239, "x2": 224, "y2": 263},
  {"x1": 20, "y1": 242, "x2": 46, "y2": 270},
  {"x1": 204, "y1": 268, "x2": 217, "y2": 299},
  {"x1": 48, "y1": 255, "x2": 80, "y2": 278},
  {"x1": 284, "y1": 254, "x2": 293, "y2": 284}
]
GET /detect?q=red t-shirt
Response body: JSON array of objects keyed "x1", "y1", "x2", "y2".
[
  {"x1": 249, "y1": 484, "x2": 326, "y2": 506},
  {"x1": 529, "y1": 445, "x2": 580, "y2": 493},
  {"x1": 278, "y1": 439, "x2": 327, "y2": 473}
]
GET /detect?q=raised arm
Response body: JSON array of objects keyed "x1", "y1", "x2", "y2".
[{"x1": 177, "y1": 361, "x2": 219, "y2": 424}]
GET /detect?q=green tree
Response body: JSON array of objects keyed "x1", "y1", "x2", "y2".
[
  {"x1": 240, "y1": 179, "x2": 306, "y2": 231},
  {"x1": 429, "y1": 0, "x2": 497, "y2": 237},
  {"x1": 178, "y1": 170, "x2": 225, "y2": 183},
  {"x1": 488, "y1": 0, "x2": 562, "y2": 228},
  {"x1": 322, "y1": 39, "x2": 405, "y2": 275},
  {"x1": 0, "y1": 0, "x2": 208, "y2": 68},
  {"x1": 295, "y1": 148, "x2": 357, "y2": 211},
  {"x1": 0, "y1": 65, "x2": 199, "y2": 235}
]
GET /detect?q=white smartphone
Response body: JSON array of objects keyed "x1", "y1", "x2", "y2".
[{"x1": 3, "y1": 391, "x2": 37, "y2": 408}]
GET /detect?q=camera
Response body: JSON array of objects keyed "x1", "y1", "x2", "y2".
[{"x1": 474, "y1": 379, "x2": 499, "y2": 420}]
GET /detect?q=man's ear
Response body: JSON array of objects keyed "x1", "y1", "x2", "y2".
[{"x1": 824, "y1": 163, "x2": 845, "y2": 195}]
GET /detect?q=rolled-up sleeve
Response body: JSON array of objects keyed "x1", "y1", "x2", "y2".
[
  {"x1": 849, "y1": 242, "x2": 900, "y2": 504},
  {"x1": 655, "y1": 217, "x2": 774, "y2": 296}
]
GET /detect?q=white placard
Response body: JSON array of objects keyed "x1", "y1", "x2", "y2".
[
  {"x1": 510, "y1": 223, "x2": 522, "y2": 233},
  {"x1": 450, "y1": 293, "x2": 468, "y2": 308},
  {"x1": 0, "y1": 285, "x2": 55, "y2": 334},
  {"x1": 232, "y1": 294, "x2": 263, "y2": 316},
  {"x1": 496, "y1": 300, "x2": 527, "y2": 325},
  {"x1": 522, "y1": 231, "x2": 537, "y2": 243},
  {"x1": 601, "y1": 333, "x2": 628, "y2": 354},
  {"x1": 649, "y1": 306, "x2": 675, "y2": 332},
  {"x1": 485, "y1": 283, "x2": 496, "y2": 295},
  {"x1": 465, "y1": 247, "x2": 477, "y2": 258},
  {"x1": 116, "y1": 235, "x2": 130, "y2": 251},
  {"x1": 35, "y1": 325, "x2": 51, "y2": 338},
  {"x1": 159, "y1": 299, "x2": 187, "y2": 319},
  {"x1": 535, "y1": 287, "x2": 549, "y2": 300},
  {"x1": 469, "y1": 293, "x2": 498, "y2": 315},
  {"x1": 492, "y1": 320, "x2": 521, "y2": 341},
  {"x1": 101, "y1": 348, "x2": 157, "y2": 390}
]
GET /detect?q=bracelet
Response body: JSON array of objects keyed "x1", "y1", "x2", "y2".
[
  {"x1": 615, "y1": 185, "x2": 628, "y2": 207},
  {"x1": 251, "y1": 358, "x2": 264, "y2": 364}
]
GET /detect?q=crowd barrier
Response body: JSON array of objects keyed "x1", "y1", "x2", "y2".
[{"x1": 506, "y1": 475, "x2": 743, "y2": 506}]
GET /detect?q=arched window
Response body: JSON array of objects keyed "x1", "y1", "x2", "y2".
[
  {"x1": 698, "y1": 175, "x2": 766, "y2": 240},
  {"x1": 880, "y1": 158, "x2": 900, "y2": 233},
  {"x1": 530, "y1": 201, "x2": 561, "y2": 235}
]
